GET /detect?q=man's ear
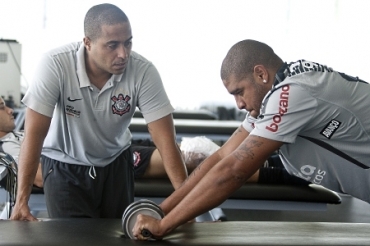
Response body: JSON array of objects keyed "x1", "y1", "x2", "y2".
[
  {"x1": 253, "y1": 65, "x2": 269, "y2": 84},
  {"x1": 83, "y1": 37, "x2": 91, "y2": 51}
]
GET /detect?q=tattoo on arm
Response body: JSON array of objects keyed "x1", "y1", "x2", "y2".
[
  {"x1": 230, "y1": 127, "x2": 243, "y2": 138},
  {"x1": 233, "y1": 138, "x2": 263, "y2": 162}
]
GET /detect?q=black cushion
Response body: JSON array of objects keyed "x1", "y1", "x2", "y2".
[{"x1": 135, "y1": 179, "x2": 341, "y2": 204}]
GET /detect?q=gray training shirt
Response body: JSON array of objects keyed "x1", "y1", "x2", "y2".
[
  {"x1": 243, "y1": 60, "x2": 370, "y2": 203},
  {"x1": 22, "y1": 42, "x2": 174, "y2": 167}
]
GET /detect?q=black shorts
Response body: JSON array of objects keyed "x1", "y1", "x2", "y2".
[
  {"x1": 131, "y1": 139, "x2": 156, "y2": 179},
  {"x1": 41, "y1": 147, "x2": 134, "y2": 218},
  {"x1": 259, "y1": 154, "x2": 311, "y2": 186}
]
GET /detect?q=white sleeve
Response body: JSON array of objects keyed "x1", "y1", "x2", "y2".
[
  {"x1": 241, "y1": 112, "x2": 257, "y2": 133},
  {"x1": 136, "y1": 63, "x2": 174, "y2": 123},
  {"x1": 21, "y1": 53, "x2": 61, "y2": 117}
]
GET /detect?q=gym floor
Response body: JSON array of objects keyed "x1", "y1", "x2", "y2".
[{"x1": 2, "y1": 188, "x2": 370, "y2": 223}]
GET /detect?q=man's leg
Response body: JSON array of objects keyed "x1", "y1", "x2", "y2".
[
  {"x1": 140, "y1": 149, "x2": 167, "y2": 178},
  {"x1": 132, "y1": 144, "x2": 163, "y2": 178},
  {"x1": 258, "y1": 154, "x2": 311, "y2": 186},
  {"x1": 42, "y1": 156, "x2": 105, "y2": 218},
  {"x1": 100, "y1": 148, "x2": 134, "y2": 218},
  {"x1": 42, "y1": 148, "x2": 134, "y2": 218},
  {"x1": 133, "y1": 144, "x2": 208, "y2": 178}
]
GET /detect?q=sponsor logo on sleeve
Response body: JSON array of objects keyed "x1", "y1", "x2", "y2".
[
  {"x1": 320, "y1": 119, "x2": 341, "y2": 139},
  {"x1": 265, "y1": 85, "x2": 290, "y2": 132}
]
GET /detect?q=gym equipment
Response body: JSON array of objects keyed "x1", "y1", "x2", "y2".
[
  {"x1": 135, "y1": 179, "x2": 341, "y2": 204},
  {"x1": 122, "y1": 199, "x2": 164, "y2": 239},
  {"x1": 0, "y1": 152, "x2": 18, "y2": 218}
]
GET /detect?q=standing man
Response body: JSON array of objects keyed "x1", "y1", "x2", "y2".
[
  {"x1": 10, "y1": 3, "x2": 187, "y2": 220},
  {"x1": 132, "y1": 39, "x2": 370, "y2": 240}
]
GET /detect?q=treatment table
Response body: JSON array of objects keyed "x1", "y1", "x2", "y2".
[
  {"x1": 1, "y1": 218, "x2": 369, "y2": 245},
  {"x1": 135, "y1": 179, "x2": 342, "y2": 222}
]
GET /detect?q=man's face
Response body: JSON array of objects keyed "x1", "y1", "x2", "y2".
[
  {"x1": 223, "y1": 75, "x2": 267, "y2": 118},
  {"x1": 85, "y1": 22, "x2": 133, "y2": 76},
  {"x1": 0, "y1": 98, "x2": 15, "y2": 137}
]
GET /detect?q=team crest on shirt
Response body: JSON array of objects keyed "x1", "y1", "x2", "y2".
[{"x1": 111, "y1": 94, "x2": 131, "y2": 116}]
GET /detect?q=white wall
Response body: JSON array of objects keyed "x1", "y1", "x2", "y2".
[
  {"x1": 1, "y1": 0, "x2": 369, "y2": 109},
  {"x1": 0, "y1": 41, "x2": 22, "y2": 105}
]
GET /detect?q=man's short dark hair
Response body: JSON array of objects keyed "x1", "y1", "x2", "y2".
[
  {"x1": 84, "y1": 3, "x2": 129, "y2": 41},
  {"x1": 221, "y1": 39, "x2": 282, "y2": 82}
]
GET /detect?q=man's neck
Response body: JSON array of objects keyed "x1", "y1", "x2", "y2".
[
  {"x1": 0, "y1": 131, "x2": 9, "y2": 139},
  {"x1": 84, "y1": 52, "x2": 111, "y2": 90}
]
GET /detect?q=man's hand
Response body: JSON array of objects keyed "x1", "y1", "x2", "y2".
[
  {"x1": 132, "y1": 214, "x2": 165, "y2": 241},
  {"x1": 10, "y1": 203, "x2": 38, "y2": 221}
]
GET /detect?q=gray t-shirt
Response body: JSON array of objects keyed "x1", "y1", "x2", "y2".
[
  {"x1": 22, "y1": 42, "x2": 174, "y2": 166},
  {"x1": 243, "y1": 60, "x2": 370, "y2": 203}
]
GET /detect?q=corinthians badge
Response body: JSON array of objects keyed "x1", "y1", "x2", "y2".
[{"x1": 111, "y1": 94, "x2": 131, "y2": 116}]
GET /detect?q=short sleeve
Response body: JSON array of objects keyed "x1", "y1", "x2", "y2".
[
  {"x1": 241, "y1": 112, "x2": 257, "y2": 133},
  {"x1": 250, "y1": 83, "x2": 318, "y2": 143},
  {"x1": 136, "y1": 63, "x2": 174, "y2": 123},
  {"x1": 22, "y1": 53, "x2": 61, "y2": 117}
]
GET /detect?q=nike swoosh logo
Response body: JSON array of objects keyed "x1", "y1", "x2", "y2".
[{"x1": 67, "y1": 97, "x2": 83, "y2": 102}]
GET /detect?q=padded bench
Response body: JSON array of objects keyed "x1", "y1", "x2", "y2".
[
  {"x1": 134, "y1": 178, "x2": 341, "y2": 219},
  {"x1": 135, "y1": 178, "x2": 341, "y2": 204}
]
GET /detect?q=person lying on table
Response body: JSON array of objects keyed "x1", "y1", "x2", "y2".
[
  {"x1": 132, "y1": 39, "x2": 370, "y2": 240},
  {"x1": 132, "y1": 137, "x2": 308, "y2": 186}
]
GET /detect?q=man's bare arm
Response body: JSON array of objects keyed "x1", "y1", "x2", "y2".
[
  {"x1": 159, "y1": 135, "x2": 283, "y2": 236},
  {"x1": 10, "y1": 108, "x2": 51, "y2": 221},
  {"x1": 147, "y1": 114, "x2": 187, "y2": 190},
  {"x1": 133, "y1": 133, "x2": 283, "y2": 239},
  {"x1": 159, "y1": 125, "x2": 248, "y2": 214}
]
